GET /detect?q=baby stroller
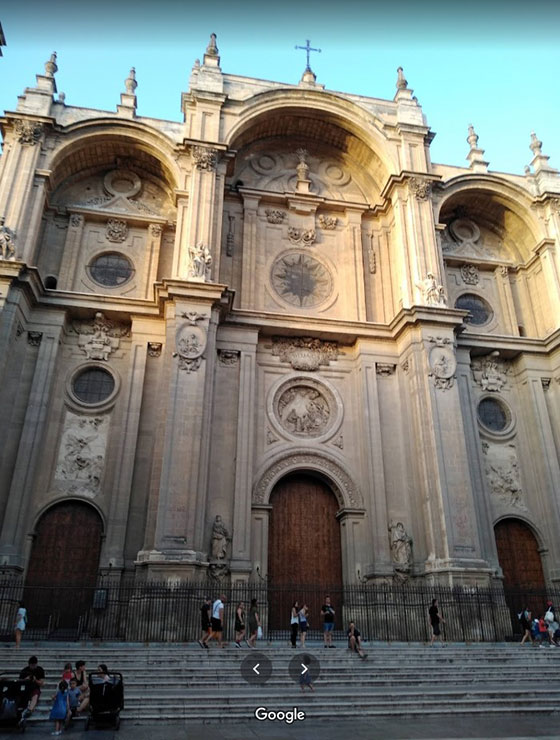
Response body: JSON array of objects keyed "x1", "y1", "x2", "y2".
[
  {"x1": 0, "y1": 678, "x2": 35, "y2": 733},
  {"x1": 85, "y1": 672, "x2": 123, "y2": 731}
]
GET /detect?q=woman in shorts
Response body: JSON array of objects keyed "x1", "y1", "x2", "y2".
[{"x1": 298, "y1": 604, "x2": 309, "y2": 648}]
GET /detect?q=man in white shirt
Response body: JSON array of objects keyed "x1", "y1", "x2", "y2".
[{"x1": 209, "y1": 594, "x2": 226, "y2": 648}]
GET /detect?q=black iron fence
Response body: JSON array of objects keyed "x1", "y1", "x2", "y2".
[{"x1": 0, "y1": 578, "x2": 556, "y2": 643}]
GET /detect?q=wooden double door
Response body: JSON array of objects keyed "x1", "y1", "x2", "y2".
[
  {"x1": 494, "y1": 519, "x2": 545, "y2": 590},
  {"x1": 25, "y1": 501, "x2": 103, "y2": 629},
  {"x1": 268, "y1": 473, "x2": 343, "y2": 631}
]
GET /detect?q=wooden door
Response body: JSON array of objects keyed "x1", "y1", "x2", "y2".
[
  {"x1": 25, "y1": 502, "x2": 103, "y2": 629},
  {"x1": 268, "y1": 473, "x2": 342, "y2": 631},
  {"x1": 494, "y1": 519, "x2": 545, "y2": 590}
]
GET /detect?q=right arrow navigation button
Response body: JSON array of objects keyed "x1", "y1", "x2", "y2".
[{"x1": 289, "y1": 653, "x2": 320, "y2": 684}]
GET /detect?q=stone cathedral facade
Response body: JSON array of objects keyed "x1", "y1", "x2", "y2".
[{"x1": 0, "y1": 37, "x2": 559, "y2": 597}]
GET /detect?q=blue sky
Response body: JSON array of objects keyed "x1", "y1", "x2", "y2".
[{"x1": 1, "y1": 0, "x2": 559, "y2": 175}]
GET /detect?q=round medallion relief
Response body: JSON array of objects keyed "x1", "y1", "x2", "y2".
[
  {"x1": 271, "y1": 252, "x2": 333, "y2": 308},
  {"x1": 269, "y1": 377, "x2": 342, "y2": 441}
]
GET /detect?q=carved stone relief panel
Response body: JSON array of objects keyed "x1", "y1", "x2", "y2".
[
  {"x1": 270, "y1": 251, "x2": 334, "y2": 308},
  {"x1": 482, "y1": 441, "x2": 527, "y2": 511},
  {"x1": 72, "y1": 312, "x2": 131, "y2": 361},
  {"x1": 54, "y1": 411, "x2": 110, "y2": 497},
  {"x1": 472, "y1": 353, "x2": 510, "y2": 392},
  {"x1": 427, "y1": 336, "x2": 456, "y2": 391},
  {"x1": 441, "y1": 218, "x2": 507, "y2": 260},
  {"x1": 270, "y1": 336, "x2": 341, "y2": 371},
  {"x1": 175, "y1": 312, "x2": 207, "y2": 373},
  {"x1": 234, "y1": 150, "x2": 368, "y2": 203},
  {"x1": 268, "y1": 376, "x2": 342, "y2": 442}
]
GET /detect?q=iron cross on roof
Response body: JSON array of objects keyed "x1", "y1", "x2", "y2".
[{"x1": 295, "y1": 39, "x2": 321, "y2": 70}]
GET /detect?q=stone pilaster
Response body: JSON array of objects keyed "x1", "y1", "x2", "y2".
[
  {"x1": 228, "y1": 328, "x2": 258, "y2": 577},
  {"x1": 356, "y1": 354, "x2": 391, "y2": 578},
  {"x1": 494, "y1": 265, "x2": 519, "y2": 335},
  {"x1": 57, "y1": 214, "x2": 84, "y2": 290},
  {"x1": 240, "y1": 193, "x2": 260, "y2": 309},
  {"x1": 397, "y1": 313, "x2": 492, "y2": 585},
  {"x1": 344, "y1": 208, "x2": 367, "y2": 321},
  {"x1": 138, "y1": 283, "x2": 227, "y2": 578},
  {"x1": 0, "y1": 312, "x2": 64, "y2": 571},
  {"x1": 338, "y1": 509, "x2": 367, "y2": 584},
  {"x1": 516, "y1": 366, "x2": 560, "y2": 583},
  {"x1": 102, "y1": 318, "x2": 151, "y2": 571}
]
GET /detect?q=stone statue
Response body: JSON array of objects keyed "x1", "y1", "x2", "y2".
[
  {"x1": 188, "y1": 242, "x2": 212, "y2": 281},
  {"x1": 388, "y1": 521, "x2": 413, "y2": 572},
  {"x1": 0, "y1": 219, "x2": 16, "y2": 261},
  {"x1": 418, "y1": 272, "x2": 446, "y2": 307},
  {"x1": 211, "y1": 515, "x2": 230, "y2": 560}
]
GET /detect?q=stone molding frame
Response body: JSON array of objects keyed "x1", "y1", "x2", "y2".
[
  {"x1": 266, "y1": 374, "x2": 343, "y2": 444},
  {"x1": 252, "y1": 449, "x2": 363, "y2": 509}
]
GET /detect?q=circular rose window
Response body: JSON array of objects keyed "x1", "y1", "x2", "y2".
[
  {"x1": 477, "y1": 397, "x2": 511, "y2": 433},
  {"x1": 73, "y1": 367, "x2": 115, "y2": 404},
  {"x1": 271, "y1": 252, "x2": 333, "y2": 308}
]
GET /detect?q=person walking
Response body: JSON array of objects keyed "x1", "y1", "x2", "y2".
[
  {"x1": 209, "y1": 595, "x2": 226, "y2": 648},
  {"x1": 519, "y1": 607, "x2": 533, "y2": 645},
  {"x1": 429, "y1": 598, "x2": 445, "y2": 646},
  {"x1": 246, "y1": 598, "x2": 260, "y2": 648},
  {"x1": 234, "y1": 601, "x2": 246, "y2": 647},
  {"x1": 544, "y1": 601, "x2": 557, "y2": 646},
  {"x1": 321, "y1": 595, "x2": 336, "y2": 648},
  {"x1": 14, "y1": 601, "x2": 27, "y2": 649},
  {"x1": 298, "y1": 604, "x2": 309, "y2": 648},
  {"x1": 290, "y1": 601, "x2": 300, "y2": 648},
  {"x1": 198, "y1": 596, "x2": 211, "y2": 649}
]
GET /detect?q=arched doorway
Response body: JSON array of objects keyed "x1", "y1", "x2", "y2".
[
  {"x1": 268, "y1": 473, "x2": 343, "y2": 633},
  {"x1": 494, "y1": 519, "x2": 545, "y2": 590},
  {"x1": 495, "y1": 518, "x2": 546, "y2": 625},
  {"x1": 25, "y1": 501, "x2": 103, "y2": 631}
]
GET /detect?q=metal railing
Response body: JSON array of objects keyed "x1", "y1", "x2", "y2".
[{"x1": 0, "y1": 578, "x2": 555, "y2": 643}]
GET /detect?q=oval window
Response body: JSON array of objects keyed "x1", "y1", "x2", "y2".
[
  {"x1": 478, "y1": 397, "x2": 510, "y2": 433},
  {"x1": 89, "y1": 253, "x2": 133, "y2": 287},
  {"x1": 455, "y1": 293, "x2": 493, "y2": 326}
]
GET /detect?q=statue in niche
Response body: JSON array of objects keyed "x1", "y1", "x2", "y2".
[
  {"x1": 188, "y1": 242, "x2": 212, "y2": 281},
  {"x1": 388, "y1": 521, "x2": 413, "y2": 573},
  {"x1": 211, "y1": 515, "x2": 231, "y2": 560}
]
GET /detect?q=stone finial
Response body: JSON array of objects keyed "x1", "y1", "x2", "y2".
[
  {"x1": 396, "y1": 66, "x2": 408, "y2": 90},
  {"x1": 125, "y1": 67, "x2": 137, "y2": 95},
  {"x1": 467, "y1": 124, "x2": 479, "y2": 150},
  {"x1": 206, "y1": 33, "x2": 219, "y2": 57},
  {"x1": 530, "y1": 131, "x2": 542, "y2": 156},
  {"x1": 57, "y1": 92, "x2": 66, "y2": 104},
  {"x1": 44, "y1": 51, "x2": 58, "y2": 78},
  {"x1": 524, "y1": 165, "x2": 531, "y2": 175},
  {"x1": 466, "y1": 123, "x2": 488, "y2": 172},
  {"x1": 300, "y1": 67, "x2": 317, "y2": 85}
]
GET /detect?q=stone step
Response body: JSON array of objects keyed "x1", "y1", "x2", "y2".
[{"x1": 7, "y1": 642, "x2": 558, "y2": 725}]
